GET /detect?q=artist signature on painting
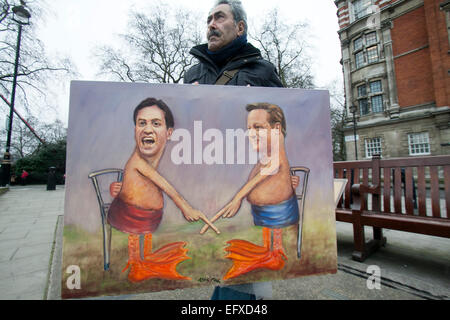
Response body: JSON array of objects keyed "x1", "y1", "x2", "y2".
[{"x1": 198, "y1": 276, "x2": 221, "y2": 284}]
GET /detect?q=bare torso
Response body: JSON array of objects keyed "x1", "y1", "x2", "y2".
[
  {"x1": 246, "y1": 149, "x2": 294, "y2": 206},
  {"x1": 118, "y1": 151, "x2": 164, "y2": 210}
]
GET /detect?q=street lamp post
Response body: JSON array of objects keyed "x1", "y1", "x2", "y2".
[
  {"x1": 1, "y1": 5, "x2": 31, "y2": 187},
  {"x1": 349, "y1": 105, "x2": 358, "y2": 160}
]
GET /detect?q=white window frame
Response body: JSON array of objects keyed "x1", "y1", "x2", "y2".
[
  {"x1": 353, "y1": 0, "x2": 373, "y2": 20},
  {"x1": 365, "y1": 137, "x2": 382, "y2": 158},
  {"x1": 408, "y1": 132, "x2": 431, "y2": 156}
]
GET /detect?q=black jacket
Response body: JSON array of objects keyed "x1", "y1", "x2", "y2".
[{"x1": 184, "y1": 43, "x2": 284, "y2": 87}]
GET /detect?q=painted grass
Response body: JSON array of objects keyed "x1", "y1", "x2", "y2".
[{"x1": 62, "y1": 218, "x2": 337, "y2": 299}]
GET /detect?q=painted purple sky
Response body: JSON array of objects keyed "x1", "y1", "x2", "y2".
[{"x1": 65, "y1": 82, "x2": 334, "y2": 234}]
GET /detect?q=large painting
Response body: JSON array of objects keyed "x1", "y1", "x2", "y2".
[{"x1": 62, "y1": 81, "x2": 337, "y2": 299}]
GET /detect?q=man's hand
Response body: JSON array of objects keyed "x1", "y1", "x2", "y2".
[
  {"x1": 183, "y1": 207, "x2": 220, "y2": 234},
  {"x1": 221, "y1": 197, "x2": 243, "y2": 219},
  {"x1": 183, "y1": 207, "x2": 204, "y2": 222},
  {"x1": 110, "y1": 182, "x2": 122, "y2": 198},
  {"x1": 199, "y1": 197, "x2": 242, "y2": 234},
  {"x1": 291, "y1": 175, "x2": 300, "y2": 190}
]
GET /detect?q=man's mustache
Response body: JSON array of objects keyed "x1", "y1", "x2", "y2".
[{"x1": 208, "y1": 29, "x2": 222, "y2": 40}]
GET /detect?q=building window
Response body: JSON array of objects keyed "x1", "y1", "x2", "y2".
[
  {"x1": 365, "y1": 32, "x2": 377, "y2": 46},
  {"x1": 355, "y1": 80, "x2": 384, "y2": 115},
  {"x1": 354, "y1": 37, "x2": 363, "y2": 51},
  {"x1": 365, "y1": 137, "x2": 382, "y2": 158},
  {"x1": 371, "y1": 95, "x2": 383, "y2": 113},
  {"x1": 353, "y1": 30, "x2": 380, "y2": 70},
  {"x1": 366, "y1": 46, "x2": 379, "y2": 63},
  {"x1": 408, "y1": 132, "x2": 431, "y2": 155},
  {"x1": 355, "y1": 51, "x2": 365, "y2": 69},
  {"x1": 447, "y1": 10, "x2": 450, "y2": 47},
  {"x1": 441, "y1": 2, "x2": 450, "y2": 47},
  {"x1": 370, "y1": 80, "x2": 383, "y2": 113},
  {"x1": 370, "y1": 80, "x2": 382, "y2": 93},
  {"x1": 353, "y1": 0, "x2": 373, "y2": 20},
  {"x1": 357, "y1": 83, "x2": 369, "y2": 115},
  {"x1": 357, "y1": 84, "x2": 367, "y2": 97},
  {"x1": 359, "y1": 98, "x2": 369, "y2": 115}
]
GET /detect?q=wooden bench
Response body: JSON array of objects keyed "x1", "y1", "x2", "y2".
[{"x1": 334, "y1": 155, "x2": 450, "y2": 262}]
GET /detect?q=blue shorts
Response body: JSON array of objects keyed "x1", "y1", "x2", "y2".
[{"x1": 251, "y1": 195, "x2": 299, "y2": 228}]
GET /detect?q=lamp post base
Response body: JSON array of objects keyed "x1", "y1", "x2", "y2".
[{"x1": 1, "y1": 152, "x2": 11, "y2": 187}]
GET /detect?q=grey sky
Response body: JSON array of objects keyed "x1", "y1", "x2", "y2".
[{"x1": 36, "y1": 0, "x2": 342, "y2": 124}]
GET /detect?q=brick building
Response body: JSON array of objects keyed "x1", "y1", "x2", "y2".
[{"x1": 335, "y1": 0, "x2": 450, "y2": 160}]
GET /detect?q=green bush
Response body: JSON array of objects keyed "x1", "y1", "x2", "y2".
[{"x1": 14, "y1": 140, "x2": 66, "y2": 184}]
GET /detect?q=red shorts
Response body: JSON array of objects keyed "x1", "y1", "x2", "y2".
[{"x1": 107, "y1": 197, "x2": 163, "y2": 234}]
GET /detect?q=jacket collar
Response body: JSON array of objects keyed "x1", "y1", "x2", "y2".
[{"x1": 190, "y1": 42, "x2": 262, "y2": 72}]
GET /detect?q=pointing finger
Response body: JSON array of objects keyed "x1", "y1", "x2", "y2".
[{"x1": 200, "y1": 214, "x2": 220, "y2": 234}]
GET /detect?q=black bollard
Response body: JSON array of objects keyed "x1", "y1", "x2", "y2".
[{"x1": 47, "y1": 166, "x2": 56, "y2": 191}]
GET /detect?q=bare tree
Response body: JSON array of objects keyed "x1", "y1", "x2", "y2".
[
  {"x1": 96, "y1": 4, "x2": 202, "y2": 84},
  {"x1": 2, "y1": 114, "x2": 53, "y2": 159},
  {"x1": 0, "y1": 0, "x2": 73, "y2": 113},
  {"x1": 9, "y1": 116, "x2": 37, "y2": 158},
  {"x1": 0, "y1": 0, "x2": 73, "y2": 167},
  {"x1": 249, "y1": 8, "x2": 314, "y2": 89},
  {"x1": 1, "y1": 114, "x2": 66, "y2": 160},
  {"x1": 328, "y1": 79, "x2": 347, "y2": 161}
]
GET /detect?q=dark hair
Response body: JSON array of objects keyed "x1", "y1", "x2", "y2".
[
  {"x1": 133, "y1": 98, "x2": 174, "y2": 129},
  {"x1": 246, "y1": 102, "x2": 287, "y2": 137},
  {"x1": 213, "y1": 0, "x2": 248, "y2": 34}
]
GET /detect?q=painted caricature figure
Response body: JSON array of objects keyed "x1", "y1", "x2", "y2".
[
  {"x1": 201, "y1": 102, "x2": 299, "y2": 280},
  {"x1": 108, "y1": 98, "x2": 217, "y2": 282}
]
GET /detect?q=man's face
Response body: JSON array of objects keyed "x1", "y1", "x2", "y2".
[
  {"x1": 247, "y1": 109, "x2": 280, "y2": 154},
  {"x1": 206, "y1": 4, "x2": 244, "y2": 52},
  {"x1": 135, "y1": 105, "x2": 173, "y2": 159}
]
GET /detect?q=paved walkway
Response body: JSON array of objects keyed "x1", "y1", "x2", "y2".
[
  {"x1": 0, "y1": 185, "x2": 63, "y2": 299},
  {"x1": 0, "y1": 185, "x2": 449, "y2": 300}
]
